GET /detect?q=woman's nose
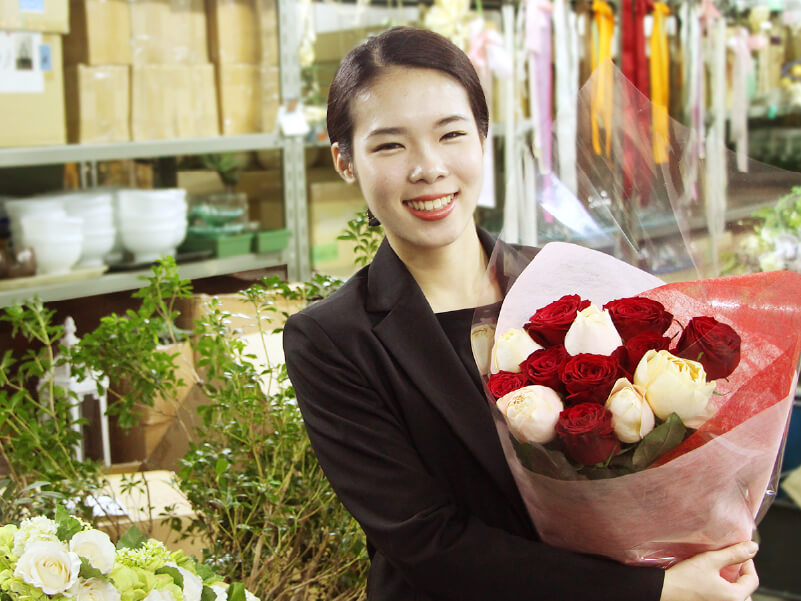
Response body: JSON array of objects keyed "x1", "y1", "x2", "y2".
[{"x1": 408, "y1": 149, "x2": 448, "y2": 183}]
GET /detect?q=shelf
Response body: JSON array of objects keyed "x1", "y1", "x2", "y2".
[
  {"x1": 0, "y1": 252, "x2": 287, "y2": 307},
  {"x1": 0, "y1": 134, "x2": 283, "y2": 168}
]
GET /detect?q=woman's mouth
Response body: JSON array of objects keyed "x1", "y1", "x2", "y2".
[{"x1": 404, "y1": 193, "x2": 457, "y2": 221}]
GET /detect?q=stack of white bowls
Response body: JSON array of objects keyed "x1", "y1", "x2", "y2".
[
  {"x1": 5, "y1": 197, "x2": 68, "y2": 249},
  {"x1": 63, "y1": 190, "x2": 116, "y2": 266},
  {"x1": 117, "y1": 188, "x2": 188, "y2": 263},
  {"x1": 16, "y1": 208, "x2": 84, "y2": 276}
]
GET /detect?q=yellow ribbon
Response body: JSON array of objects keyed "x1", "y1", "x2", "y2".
[
  {"x1": 591, "y1": 0, "x2": 615, "y2": 156},
  {"x1": 650, "y1": 1, "x2": 671, "y2": 163}
]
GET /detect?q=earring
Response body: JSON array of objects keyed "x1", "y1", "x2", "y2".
[{"x1": 367, "y1": 209, "x2": 381, "y2": 227}]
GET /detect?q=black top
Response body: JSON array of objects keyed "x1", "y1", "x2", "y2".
[{"x1": 435, "y1": 307, "x2": 485, "y2": 394}]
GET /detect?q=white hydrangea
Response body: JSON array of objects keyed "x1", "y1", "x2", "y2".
[{"x1": 12, "y1": 516, "x2": 59, "y2": 557}]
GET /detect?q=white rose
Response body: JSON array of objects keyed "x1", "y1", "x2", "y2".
[
  {"x1": 143, "y1": 590, "x2": 177, "y2": 601},
  {"x1": 176, "y1": 567, "x2": 203, "y2": 601},
  {"x1": 633, "y1": 350, "x2": 715, "y2": 427},
  {"x1": 244, "y1": 590, "x2": 260, "y2": 601},
  {"x1": 490, "y1": 328, "x2": 542, "y2": 374},
  {"x1": 497, "y1": 385, "x2": 563, "y2": 444},
  {"x1": 13, "y1": 516, "x2": 59, "y2": 556},
  {"x1": 69, "y1": 530, "x2": 116, "y2": 575},
  {"x1": 14, "y1": 540, "x2": 81, "y2": 595},
  {"x1": 563, "y1": 304, "x2": 623, "y2": 356},
  {"x1": 68, "y1": 578, "x2": 122, "y2": 601},
  {"x1": 210, "y1": 585, "x2": 229, "y2": 601},
  {"x1": 470, "y1": 324, "x2": 495, "y2": 376},
  {"x1": 604, "y1": 378, "x2": 655, "y2": 443}
]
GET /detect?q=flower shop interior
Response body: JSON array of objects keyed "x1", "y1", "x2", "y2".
[{"x1": 1, "y1": 0, "x2": 801, "y2": 599}]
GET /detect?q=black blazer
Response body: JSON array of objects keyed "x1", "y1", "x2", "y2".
[{"x1": 283, "y1": 228, "x2": 664, "y2": 601}]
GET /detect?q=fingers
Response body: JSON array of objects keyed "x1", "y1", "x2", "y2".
[
  {"x1": 734, "y1": 558, "x2": 759, "y2": 598},
  {"x1": 708, "y1": 541, "x2": 759, "y2": 568}
]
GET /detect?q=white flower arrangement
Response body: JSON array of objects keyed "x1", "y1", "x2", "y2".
[{"x1": 0, "y1": 509, "x2": 259, "y2": 601}]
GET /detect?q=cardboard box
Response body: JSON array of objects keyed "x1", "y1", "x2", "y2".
[
  {"x1": 313, "y1": 26, "x2": 384, "y2": 63},
  {"x1": 132, "y1": 64, "x2": 218, "y2": 140},
  {"x1": 206, "y1": 0, "x2": 258, "y2": 64},
  {"x1": 97, "y1": 470, "x2": 208, "y2": 557},
  {"x1": 65, "y1": 64, "x2": 130, "y2": 143},
  {"x1": 216, "y1": 63, "x2": 260, "y2": 135},
  {"x1": 176, "y1": 291, "x2": 304, "y2": 335},
  {"x1": 128, "y1": 0, "x2": 169, "y2": 64},
  {"x1": 0, "y1": 32, "x2": 66, "y2": 147},
  {"x1": 260, "y1": 63, "x2": 279, "y2": 133},
  {"x1": 0, "y1": 0, "x2": 68, "y2": 32},
  {"x1": 63, "y1": 0, "x2": 131, "y2": 65},
  {"x1": 256, "y1": 0, "x2": 277, "y2": 65},
  {"x1": 166, "y1": 0, "x2": 207, "y2": 64}
]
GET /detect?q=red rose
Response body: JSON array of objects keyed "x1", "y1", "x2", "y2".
[
  {"x1": 621, "y1": 331, "x2": 671, "y2": 375},
  {"x1": 487, "y1": 371, "x2": 529, "y2": 399},
  {"x1": 603, "y1": 297, "x2": 673, "y2": 342},
  {"x1": 524, "y1": 295, "x2": 591, "y2": 347},
  {"x1": 555, "y1": 402, "x2": 621, "y2": 465},
  {"x1": 674, "y1": 316, "x2": 741, "y2": 380},
  {"x1": 560, "y1": 353, "x2": 621, "y2": 405},
  {"x1": 520, "y1": 346, "x2": 568, "y2": 393}
]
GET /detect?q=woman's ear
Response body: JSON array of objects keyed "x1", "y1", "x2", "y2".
[{"x1": 331, "y1": 143, "x2": 356, "y2": 184}]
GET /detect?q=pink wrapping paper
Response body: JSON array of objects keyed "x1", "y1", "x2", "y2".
[{"x1": 482, "y1": 242, "x2": 801, "y2": 567}]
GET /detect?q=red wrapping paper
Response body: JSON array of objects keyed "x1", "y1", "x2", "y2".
[{"x1": 480, "y1": 243, "x2": 801, "y2": 567}]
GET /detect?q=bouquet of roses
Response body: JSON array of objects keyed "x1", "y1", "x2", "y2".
[
  {"x1": 0, "y1": 508, "x2": 257, "y2": 601},
  {"x1": 471, "y1": 241, "x2": 801, "y2": 567}
]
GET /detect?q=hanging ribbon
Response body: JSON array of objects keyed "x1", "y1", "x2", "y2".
[
  {"x1": 622, "y1": 0, "x2": 652, "y2": 94},
  {"x1": 650, "y1": 1, "x2": 670, "y2": 164},
  {"x1": 591, "y1": 0, "x2": 615, "y2": 156},
  {"x1": 729, "y1": 27, "x2": 763, "y2": 173},
  {"x1": 525, "y1": 0, "x2": 553, "y2": 174},
  {"x1": 553, "y1": 0, "x2": 579, "y2": 195}
]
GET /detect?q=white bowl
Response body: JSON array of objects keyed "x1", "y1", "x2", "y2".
[
  {"x1": 27, "y1": 237, "x2": 83, "y2": 275},
  {"x1": 120, "y1": 210, "x2": 187, "y2": 229},
  {"x1": 63, "y1": 191, "x2": 114, "y2": 213},
  {"x1": 5, "y1": 198, "x2": 66, "y2": 220},
  {"x1": 120, "y1": 221, "x2": 185, "y2": 263},
  {"x1": 20, "y1": 214, "x2": 83, "y2": 245},
  {"x1": 79, "y1": 228, "x2": 116, "y2": 266},
  {"x1": 118, "y1": 189, "x2": 187, "y2": 219}
]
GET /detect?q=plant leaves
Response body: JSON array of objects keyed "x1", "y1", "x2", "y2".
[
  {"x1": 227, "y1": 583, "x2": 246, "y2": 601},
  {"x1": 55, "y1": 504, "x2": 83, "y2": 542},
  {"x1": 201, "y1": 586, "x2": 218, "y2": 601},
  {"x1": 156, "y1": 566, "x2": 184, "y2": 589},
  {"x1": 632, "y1": 413, "x2": 687, "y2": 470},
  {"x1": 117, "y1": 525, "x2": 148, "y2": 550},
  {"x1": 79, "y1": 557, "x2": 105, "y2": 580}
]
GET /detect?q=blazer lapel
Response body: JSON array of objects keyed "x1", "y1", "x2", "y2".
[{"x1": 365, "y1": 233, "x2": 523, "y2": 508}]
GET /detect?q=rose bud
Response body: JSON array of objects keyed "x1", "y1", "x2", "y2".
[
  {"x1": 521, "y1": 345, "x2": 568, "y2": 393},
  {"x1": 488, "y1": 371, "x2": 529, "y2": 399},
  {"x1": 497, "y1": 385, "x2": 563, "y2": 444},
  {"x1": 525, "y1": 294, "x2": 591, "y2": 347},
  {"x1": 490, "y1": 328, "x2": 543, "y2": 374},
  {"x1": 603, "y1": 297, "x2": 674, "y2": 342},
  {"x1": 674, "y1": 316, "x2": 741, "y2": 380},
  {"x1": 604, "y1": 378, "x2": 655, "y2": 443},
  {"x1": 563, "y1": 304, "x2": 623, "y2": 356},
  {"x1": 560, "y1": 353, "x2": 622, "y2": 405},
  {"x1": 555, "y1": 402, "x2": 621, "y2": 465},
  {"x1": 633, "y1": 349, "x2": 715, "y2": 427},
  {"x1": 621, "y1": 331, "x2": 671, "y2": 376}
]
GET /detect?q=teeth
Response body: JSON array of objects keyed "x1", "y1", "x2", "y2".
[{"x1": 408, "y1": 194, "x2": 454, "y2": 211}]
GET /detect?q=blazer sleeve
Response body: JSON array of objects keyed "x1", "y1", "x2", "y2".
[{"x1": 283, "y1": 311, "x2": 665, "y2": 601}]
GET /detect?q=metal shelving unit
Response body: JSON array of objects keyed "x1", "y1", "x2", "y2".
[{"x1": 0, "y1": 0, "x2": 312, "y2": 303}]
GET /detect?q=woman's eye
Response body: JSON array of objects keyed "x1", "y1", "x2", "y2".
[
  {"x1": 442, "y1": 131, "x2": 467, "y2": 141},
  {"x1": 374, "y1": 142, "x2": 403, "y2": 152}
]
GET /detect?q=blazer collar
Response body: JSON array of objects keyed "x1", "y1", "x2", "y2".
[{"x1": 365, "y1": 228, "x2": 526, "y2": 511}]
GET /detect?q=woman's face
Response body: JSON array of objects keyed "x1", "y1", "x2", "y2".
[{"x1": 333, "y1": 66, "x2": 485, "y2": 254}]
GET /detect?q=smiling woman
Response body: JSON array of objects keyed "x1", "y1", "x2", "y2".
[{"x1": 282, "y1": 26, "x2": 760, "y2": 601}]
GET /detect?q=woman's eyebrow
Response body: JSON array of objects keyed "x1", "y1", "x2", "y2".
[{"x1": 365, "y1": 115, "x2": 470, "y2": 139}]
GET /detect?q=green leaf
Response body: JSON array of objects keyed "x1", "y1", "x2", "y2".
[
  {"x1": 156, "y1": 566, "x2": 184, "y2": 588},
  {"x1": 227, "y1": 582, "x2": 246, "y2": 601},
  {"x1": 215, "y1": 457, "x2": 229, "y2": 479},
  {"x1": 632, "y1": 413, "x2": 687, "y2": 470},
  {"x1": 195, "y1": 563, "x2": 218, "y2": 582},
  {"x1": 201, "y1": 586, "x2": 218, "y2": 601},
  {"x1": 55, "y1": 505, "x2": 83, "y2": 542},
  {"x1": 117, "y1": 525, "x2": 148, "y2": 550},
  {"x1": 79, "y1": 557, "x2": 105, "y2": 580}
]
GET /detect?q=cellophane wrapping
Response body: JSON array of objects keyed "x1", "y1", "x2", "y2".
[{"x1": 472, "y1": 63, "x2": 801, "y2": 568}]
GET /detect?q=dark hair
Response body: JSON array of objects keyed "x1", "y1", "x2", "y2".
[{"x1": 326, "y1": 26, "x2": 490, "y2": 165}]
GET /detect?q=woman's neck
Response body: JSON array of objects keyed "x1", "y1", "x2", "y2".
[{"x1": 388, "y1": 224, "x2": 502, "y2": 313}]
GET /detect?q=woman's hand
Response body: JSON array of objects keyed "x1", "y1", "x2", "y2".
[{"x1": 660, "y1": 542, "x2": 760, "y2": 601}]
